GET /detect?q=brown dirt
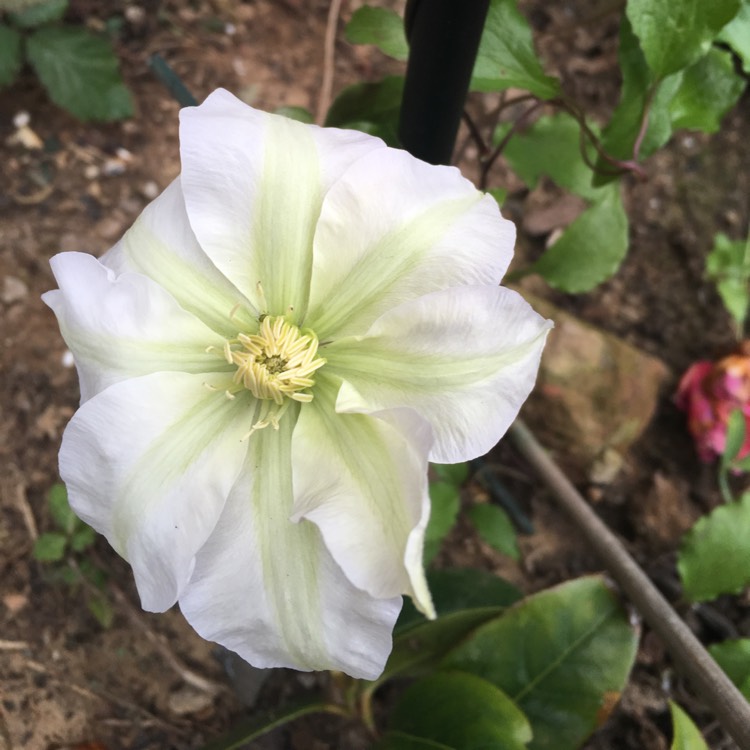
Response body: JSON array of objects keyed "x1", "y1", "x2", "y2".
[{"x1": 1, "y1": 1, "x2": 748, "y2": 748}]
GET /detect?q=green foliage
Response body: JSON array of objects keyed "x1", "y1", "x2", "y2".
[
  {"x1": 718, "y1": 1, "x2": 750, "y2": 73},
  {"x1": 26, "y1": 25, "x2": 133, "y2": 121},
  {"x1": 669, "y1": 48, "x2": 746, "y2": 133},
  {"x1": 325, "y1": 76, "x2": 404, "y2": 146},
  {"x1": 380, "y1": 672, "x2": 532, "y2": 750},
  {"x1": 626, "y1": 0, "x2": 740, "y2": 78},
  {"x1": 0, "y1": 23, "x2": 22, "y2": 87},
  {"x1": 529, "y1": 184, "x2": 629, "y2": 293},
  {"x1": 706, "y1": 232, "x2": 750, "y2": 333},
  {"x1": 468, "y1": 504, "x2": 519, "y2": 559},
  {"x1": 8, "y1": 0, "x2": 67, "y2": 27},
  {"x1": 345, "y1": 6, "x2": 408, "y2": 61},
  {"x1": 33, "y1": 532, "x2": 68, "y2": 562},
  {"x1": 669, "y1": 702, "x2": 709, "y2": 750},
  {"x1": 471, "y1": 0, "x2": 560, "y2": 98},
  {"x1": 423, "y1": 481, "x2": 461, "y2": 564},
  {"x1": 275, "y1": 105, "x2": 314, "y2": 123},
  {"x1": 431, "y1": 462, "x2": 469, "y2": 487},
  {"x1": 443, "y1": 577, "x2": 638, "y2": 750},
  {"x1": 679, "y1": 493, "x2": 750, "y2": 601},
  {"x1": 708, "y1": 639, "x2": 750, "y2": 700},
  {"x1": 48, "y1": 481, "x2": 77, "y2": 533}
]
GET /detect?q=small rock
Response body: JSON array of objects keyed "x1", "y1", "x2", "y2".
[
  {"x1": 13, "y1": 110, "x2": 30, "y2": 129},
  {"x1": 2, "y1": 276, "x2": 28, "y2": 304},
  {"x1": 167, "y1": 685, "x2": 214, "y2": 716},
  {"x1": 84, "y1": 164, "x2": 100, "y2": 180},
  {"x1": 124, "y1": 4, "x2": 145, "y2": 24},
  {"x1": 102, "y1": 158, "x2": 126, "y2": 177},
  {"x1": 140, "y1": 180, "x2": 159, "y2": 200},
  {"x1": 519, "y1": 291, "x2": 670, "y2": 479},
  {"x1": 61, "y1": 350, "x2": 75, "y2": 368}
]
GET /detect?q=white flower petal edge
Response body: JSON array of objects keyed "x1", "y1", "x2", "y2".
[
  {"x1": 102, "y1": 178, "x2": 258, "y2": 338},
  {"x1": 178, "y1": 410, "x2": 401, "y2": 680},
  {"x1": 291, "y1": 386, "x2": 434, "y2": 617},
  {"x1": 326, "y1": 285, "x2": 553, "y2": 463},
  {"x1": 179, "y1": 88, "x2": 387, "y2": 316},
  {"x1": 43, "y1": 252, "x2": 230, "y2": 403},
  {"x1": 60, "y1": 372, "x2": 250, "y2": 610},
  {"x1": 306, "y1": 147, "x2": 514, "y2": 339}
]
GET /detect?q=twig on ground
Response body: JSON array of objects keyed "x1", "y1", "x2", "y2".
[
  {"x1": 0, "y1": 640, "x2": 29, "y2": 651},
  {"x1": 317, "y1": 0, "x2": 344, "y2": 125},
  {"x1": 510, "y1": 419, "x2": 750, "y2": 750}
]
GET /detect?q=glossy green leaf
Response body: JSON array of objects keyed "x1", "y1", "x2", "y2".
[
  {"x1": 471, "y1": 0, "x2": 560, "y2": 98},
  {"x1": 26, "y1": 26, "x2": 133, "y2": 121},
  {"x1": 381, "y1": 672, "x2": 532, "y2": 750},
  {"x1": 0, "y1": 23, "x2": 22, "y2": 88},
  {"x1": 48, "y1": 482, "x2": 76, "y2": 534},
  {"x1": 397, "y1": 568, "x2": 522, "y2": 631},
  {"x1": 718, "y1": 1, "x2": 750, "y2": 73},
  {"x1": 424, "y1": 481, "x2": 460, "y2": 564},
  {"x1": 669, "y1": 702, "x2": 709, "y2": 750},
  {"x1": 8, "y1": 0, "x2": 68, "y2": 27},
  {"x1": 33, "y1": 532, "x2": 68, "y2": 562},
  {"x1": 669, "y1": 48, "x2": 745, "y2": 133},
  {"x1": 274, "y1": 105, "x2": 313, "y2": 123},
  {"x1": 345, "y1": 6, "x2": 408, "y2": 60},
  {"x1": 468, "y1": 504, "x2": 519, "y2": 559},
  {"x1": 626, "y1": 0, "x2": 740, "y2": 78},
  {"x1": 431, "y1": 462, "x2": 469, "y2": 487},
  {"x1": 708, "y1": 639, "x2": 750, "y2": 700},
  {"x1": 325, "y1": 75, "x2": 403, "y2": 146},
  {"x1": 443, "y1": 576, "x2": 638, "y2": 750},
  {"x1": 706, "y1": 232, "x2": 750, "y2": 331},
  {"x1": 529, "y1": 184, "x2": 628, "y2": 293},
  {"x1": 679, "y1": 493, "x2": 750, "y2": 601},
  {"x1": 500, "y1": 113, "x2": 601, "y2": 200}
]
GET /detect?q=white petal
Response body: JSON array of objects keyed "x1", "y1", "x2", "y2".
[
  {"x1": 305, "y1": 148, "x2": 514, "y2": 338},
  {"x1": 43, "y1": 252, "x2": 230, "y2": 402},
  {"x1": 291, "y1": 383, "x2": 434, "y2": 617},
  {"x1": 178, "y1": 406, "x2": 401, "y2": 680},
  {"x1": 179, "y1": 89, "x2": 386, "y2": 316},
  {"x1": 60, "y1": 372, "x2": 251, "y2": 611},
  {"x1": 102, "y1": 178, "x2": 257, "y2": 338},
  {"x1": 325, "y1": 286, "x2": 552, "y2": 463}
]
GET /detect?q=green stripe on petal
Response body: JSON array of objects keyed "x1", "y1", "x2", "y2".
[{"x1": 325, "y1": 285, "x2": 552, "y2": 463}]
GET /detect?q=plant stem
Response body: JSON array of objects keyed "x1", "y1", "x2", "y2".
[{"x1": 510, "y1": 419, "x2": 750, "y2": 750}]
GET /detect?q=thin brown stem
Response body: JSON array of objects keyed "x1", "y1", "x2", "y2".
[
  {"x1": 510, "y1": 419, "x2": 750, "y2": 750},
  {"x1": 317, "y1": 0, "x2": 344, "y2": 125}
]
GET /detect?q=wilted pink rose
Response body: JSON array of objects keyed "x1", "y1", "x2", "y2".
[{"x1": 676, "y1": 346, "x2": 750, "y2": 462}]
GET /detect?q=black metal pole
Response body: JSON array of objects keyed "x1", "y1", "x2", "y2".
[{"x1": 398, "y1": 0, "x2": 489, "y2": 165}]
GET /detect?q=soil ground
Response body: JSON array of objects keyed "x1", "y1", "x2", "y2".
[{"x1": 1, "y1": 1, "x2": 749, "y2": 749}]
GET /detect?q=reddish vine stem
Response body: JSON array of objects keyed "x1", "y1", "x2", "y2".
[{"x1": 510, "y1": 419, "x2": 750, "y2": 750}]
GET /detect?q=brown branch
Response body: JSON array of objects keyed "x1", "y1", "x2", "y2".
[{"x1": 510, "y1": 419, "x2": 750, "y2": 750}]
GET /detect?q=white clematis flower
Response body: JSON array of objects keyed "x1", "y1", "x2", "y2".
[{"x1": 44, "y1": 89, "x2": 551, "y2": 680}]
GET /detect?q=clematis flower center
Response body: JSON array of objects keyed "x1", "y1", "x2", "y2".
[{"x1": 225, "y1": 315, "x2": 326, "y2": 406}]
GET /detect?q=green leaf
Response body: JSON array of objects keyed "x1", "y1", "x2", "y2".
[
  {"x1": 33, "y1": 532, "x2": 68, "y2": 562},
  {"x1": 468, "y1": 504, "x2": 519, "y2": 559},
  {"x1": 70, "y1": 524, "x2": 97, "y2": 552},
  {"x1": 529, "y1": 183, "x2": 629, "y2": 293},
  {"x1": 723, "y1": 410, "x2": 747, "y2": 465},
  {"x1": 500, "y1": 113, "x2": 601, "y2": 200},
  {"x1": 26, "y1": 26, "x2": 134, "y2": 121},
  {"x1": 718, "y1": 1, "x2": 750, "y2": 73},
  {"x1": 706, "y1": 232, "x2": 750, "y2": 331},
  {"x1": 708, "y1": 639, "x2": 750, "y2": 700},
  {"x1": 274, "y1": 105, "x2": 313, "y2": 123},
  {"x1": 626, "y1": 0, "x2": 740, "y2": 78},
  {"x1": 669, "y1": 702, "x2": 709, "y2": 750},
  {"x1": 47, "y1": 482, "x2": 76, "y2": 534},
  {"x1": 325, "y1": 75, "x2": 403, "y2": 146},
  {"x1": 0, "y1": 23, "x2": 22, "y2": 88},
  {"x1": 397, "y1": 568, "x2": 522, "y2": 631},
  {"x1": 424, "y1": 481, "x2": 460, "y2": 564},
  {"x1": 345, "y1": 6, "x2": 408, "y2": 61},
  {"x1": 471, "y1": 0, "x2": 560, "y2": 98},
  {"x1": 87, "y1": 593, "x2": 114, "y2": 628},
  {"x1": 9, "y1": 0, "x2": 68, "y2": 27},
  {"x1": 382, "y1": 672, "x2": 532, "y2": 750},
  {"x1": 431, "y1": 462, "x2": 469, "y2": 487},
  {"x1": 679, "y1": 493, "x2": 750, "y2": 601},
  {"x1": 487, "y1": 187, "x2": 507, "y2": 208},
  {"x1": 443, "y1": 576, "x2": 638, "y2": 750},
  {"x1": 669, "y1": 48, "x2": 745, "y2": 133}
]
